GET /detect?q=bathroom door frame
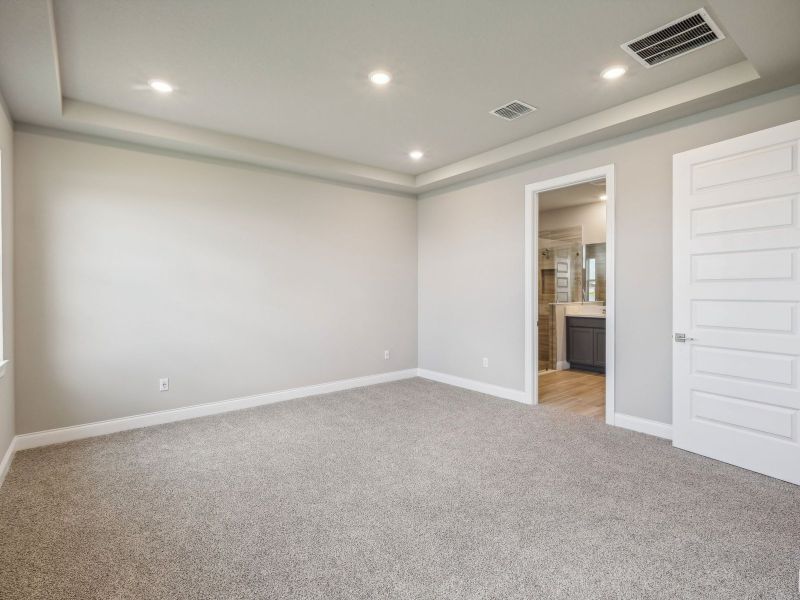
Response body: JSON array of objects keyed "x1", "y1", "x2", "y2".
[{"x1": 524, "y1": 165, "x2": 615, "y2": 424}]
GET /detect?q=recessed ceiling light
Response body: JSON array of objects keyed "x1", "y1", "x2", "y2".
[
  {"x1": 369, "y1": 71, "x2": 392, "y2": 86},
  {"x1": 148, "y1": 79, "x2": 174, "y2": 94},
  {"x1": 599, "y1": 194, "x2": 608, "y2": 200},
  {"x1": 409, "y1": 150, "x2": 424, "y2": 160},
  {"x1": 601, "y1": 66, "x2": 627, "y2": 80}
]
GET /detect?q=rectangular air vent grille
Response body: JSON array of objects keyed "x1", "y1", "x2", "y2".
[
  {"x1": 622, "y1": 8, "x2": 725, "y2": 68},
  {"x1": 490, "y1": 100, "x2": 536, "y2": 121}
]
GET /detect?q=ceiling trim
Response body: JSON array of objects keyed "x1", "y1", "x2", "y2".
[
  {"x1": 415, "y1": 61, "x2": 758, "y2": 190},
  {"x1": 61, "y1": 98, "x2": 417, "y2": 192},
  {"x1": 15, "y1": 122, "x2": 418, "y2": 199},
  {"x1": 46, "y1": 0, "x2": 63, "y2": 108},
  {"x1": 51, "y1": 62, "x2": 760, "y2": 195}
]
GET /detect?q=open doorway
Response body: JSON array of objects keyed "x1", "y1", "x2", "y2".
[{"x1": 524, "y1": 166, "x2": 615, "y2": 424}]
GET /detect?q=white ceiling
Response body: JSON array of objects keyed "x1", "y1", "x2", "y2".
[
  {"x1": 52, "y1": 0, "x2": 746, "y2": 174},
  {"x1": 539, "y1": 181, "x2": 606, "y2": 212},
  {"x1": 0, "y1": 0, "x2": 798, "y2": 193}
]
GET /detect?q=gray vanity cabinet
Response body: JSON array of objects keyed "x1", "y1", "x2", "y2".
[
  {"x1": 566, "y1": 316, "x2": 605, "y2": 373},
  {"x1": 593, "y1": 329, "x2": 605, "y2": 368}
]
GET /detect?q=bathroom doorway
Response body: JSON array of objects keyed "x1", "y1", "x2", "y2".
[{"x1": 524, "y1": 166, "x2": 615, "y2": 424}]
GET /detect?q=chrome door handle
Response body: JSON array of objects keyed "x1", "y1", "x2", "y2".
[{"x1": 674, "y1": 333, "x2": 696, "y2": 343}]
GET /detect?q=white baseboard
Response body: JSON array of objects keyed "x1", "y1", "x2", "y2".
[
  {"x1": 12, "y1": 369, "x2": 418, "y2": 452},
  {"x1": 613, "y1": 412, "x2": 673, "y2": 440},
  {"x1": 0, "y1": 436, "x2": 16, "y2": 488},
  {"x1": 2, "y1": 369, "x2": 673, "y2": 491},
  {"x1": 555, "y1": 361, "x2": 570, "y2": 371},
  {"x1": 417, "y1": 369, "x2": 529, "y2": 404}
]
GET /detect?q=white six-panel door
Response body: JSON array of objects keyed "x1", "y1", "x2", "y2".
[{"x1": 673, "y1": 119, "x2": 800, "y2": 485}]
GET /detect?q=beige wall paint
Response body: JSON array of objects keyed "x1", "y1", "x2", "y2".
[
  {"x1": 418, "y1": 86, "x2": 800, "y2": 424},
  {"x1": 539, "y1": 202, "x2": 606, "y2": 246},
  {"x1": 14, "y1": 131, "x2": 418, "y2": 433},
  {"x1": 0, "y1": 94, "x2": 13, "y2": 458}
]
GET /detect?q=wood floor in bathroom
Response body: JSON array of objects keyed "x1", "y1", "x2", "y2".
[{"x1": 538, "y1": 369, "x2": 605, "y2": 419}]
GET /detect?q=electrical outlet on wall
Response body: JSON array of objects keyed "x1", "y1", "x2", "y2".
[
  {"x1": 159, "y1": 378, "x2": 169, "y2": 392},
  {"x1": 384, "y1": 350, "x2": 390, "y2": 360},
  {"x1": 482, "y1": 357, "x2": 489, "y2": 368}
]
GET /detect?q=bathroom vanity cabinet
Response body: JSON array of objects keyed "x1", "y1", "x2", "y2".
[{"x1": 566, "y1": 316, "x2": 605, "y2": 373}]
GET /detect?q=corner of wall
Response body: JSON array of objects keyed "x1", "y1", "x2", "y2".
[{"x1": 0, "y1": 86, "x2": 15, "y2": 477}]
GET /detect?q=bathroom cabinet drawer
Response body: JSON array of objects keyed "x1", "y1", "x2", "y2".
[{"x1": 566, "y1": 316, "x2": 605, "y2": 329}]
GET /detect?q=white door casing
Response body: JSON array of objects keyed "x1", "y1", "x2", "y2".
[
  {"x1": 673, "y1": 119, "x2": 800, "y2": 485},
  {"x1": 524, "y1": 165, "x2": 615, "y2": 422}
]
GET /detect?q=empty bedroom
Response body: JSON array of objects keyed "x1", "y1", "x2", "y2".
[{"x1": 1, "y1": 1, "x2": 799, "y2": 598}]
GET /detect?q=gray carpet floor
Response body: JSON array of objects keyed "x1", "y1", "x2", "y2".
[{"x1": 0, "y1": 377, "x2": 798, "y2": 599}]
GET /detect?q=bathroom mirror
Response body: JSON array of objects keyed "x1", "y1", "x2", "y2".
[{"x1": 583, "y1": 243, "x2": 606, "y2": 302}]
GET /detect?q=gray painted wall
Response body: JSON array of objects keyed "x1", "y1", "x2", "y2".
[
  {"x1": 418, "y1": 87, "x2": 800, "y2": 424},
  {"x1": 14, "y1": 131, "x2": 418, "y2": 433},
  {"x1": 0, "y1": 94, "x2": 14, "y2": 459},
  {"x1": 10, "y1": 86, "x2": 800, "y2": 435}
]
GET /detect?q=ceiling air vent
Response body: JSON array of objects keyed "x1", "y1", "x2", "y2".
[
  {"x1": 622, "y1": 8, "x2": 725, "y2": 68},
  {"x1": 490, "y1": 100, "x2": 536, "y2": 121}
]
